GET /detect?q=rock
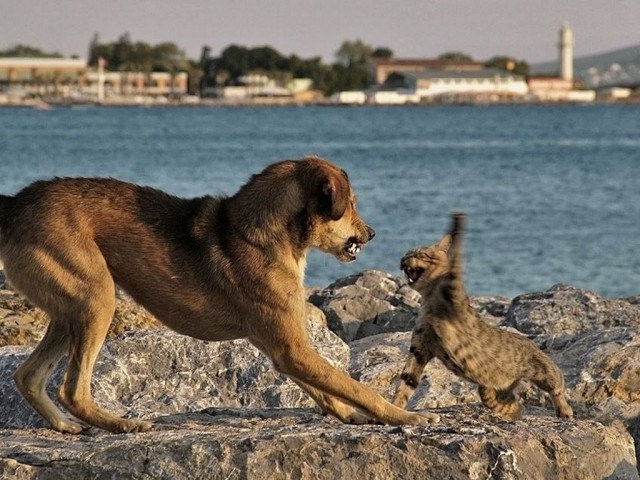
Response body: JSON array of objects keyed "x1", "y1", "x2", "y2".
[
  {"x1": 309, "y1": 270, "x2": 419, "y2": 342},
  {"x1": 0, "y1": 288, "x2": 162, "y2": 347},
  {"x1": 310, "y1": 271, "x2": 512, "y2": 342},
  {"x1": 0, "y1": 407, "x2": 636, "y2": 480},
  {"x1": 0, "y1": 308, "x2": 347, "y2": 429},
  {"x1": 1, "y1": 270, "x2": 640, "y2": 478},
  {"x1": 503, "y1": 284, "x2": 640, "y2": 336},
  {"x1": 349, "y1": 332, "x2": 482, "y2": 410}
]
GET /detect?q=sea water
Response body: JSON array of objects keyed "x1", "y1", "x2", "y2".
[{"x1": 0, "y1": 104, "x2": 638, "y2": 297}]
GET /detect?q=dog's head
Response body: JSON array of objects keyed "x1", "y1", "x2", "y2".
[
  {"x1": 298, "y1": 156, "x2": 375, "y2": 263},
  {"x1": 400, "y1": 234, "x2": 451, "y2": 292}
]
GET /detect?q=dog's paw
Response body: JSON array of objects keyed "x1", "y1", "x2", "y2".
[
  {"x1": 114, "y1": 419, "x2": 154, "y2": 434},
  {"x1": 51, "y1": 417, "x2": 87, "y2": 434},
  {"x1": 407, "y1": 411, "x2": 440, "y2": 425},
  {"x1": 421, "y1": 411, "x2": 441, "y2": 423},
  {"x1": 344, "y1": 410, "x2": 374, "y2": 425}
]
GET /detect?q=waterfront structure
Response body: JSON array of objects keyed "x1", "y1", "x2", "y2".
[
  {"x1": 382, "y1": 69, "x2": 528, "y2": 100},
  {"x1": 0, "y1": 57, "x2": 87, "y2": 98},
  {"x1": 0, "y1": 57, "x2": 189, "y2": 103},
  {"x1": 368, "y1": 58, "x2": 485, "y2": 85},
  {"x1": 526, "y1": 76, "x2": 595, "y2": 102},
  {"x1": 596, "y1": 86, "x2": 632, "y2": 101},
  {"x1": 526, "y1": 23, "x2": 594, "y2": 102},
  {"x1": 85, "y1": 71, "x2": 188, "y2": 99},
  {"x1": 558, "y1": 22, "x2": 574, "y2": 81},
  {"x1": 526, "y1": 76, "x2": 573, "y2": 101},
  {"x1": 329, "y1": 91, "x2": 367, "y2": 104}
]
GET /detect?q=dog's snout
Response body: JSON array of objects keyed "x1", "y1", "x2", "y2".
[{"x1": 366, "y1": 225, "x2": 375, "y2": 241}]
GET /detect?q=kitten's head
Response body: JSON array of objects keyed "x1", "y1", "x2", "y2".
[{"x1": 400, "y1": 234, "x2": 451, "y2": 292}]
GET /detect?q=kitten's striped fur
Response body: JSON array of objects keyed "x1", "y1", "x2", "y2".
[{"x1": 393, "y1": 213, "x2": 573, "y2": 421}]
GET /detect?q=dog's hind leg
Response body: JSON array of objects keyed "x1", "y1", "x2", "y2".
[
  {"x1": 14, "y1": 320, "x2": 86, "y2": 433},
  {"x1": 56, "y1": 270, "x2": 153, "y2": 434}
]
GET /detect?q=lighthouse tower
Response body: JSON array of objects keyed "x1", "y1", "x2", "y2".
[{"x1": 558, "y1": 22, "x2": 574, "y2": 81}]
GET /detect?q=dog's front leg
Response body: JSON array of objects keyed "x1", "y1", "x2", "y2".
[
  {"x1": 250, "y1": 328, "x2": 439, "y2": 426},
  {"x1": 248, "y1": 337, "x2": 371, "y2": 424},
  {"x1": 290, "y1": 378, "x2": 374, "y2": 424}
]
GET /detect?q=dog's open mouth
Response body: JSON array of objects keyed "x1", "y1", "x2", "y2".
[
  {"x1": 403, "y1": 266, "x2": 424, "y2": 284},
  {"x1": 343, "y1": 238, "x2": 363, "y2": 261}
]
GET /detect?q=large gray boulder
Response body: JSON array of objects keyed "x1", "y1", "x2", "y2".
[
  {"x1": 1, "y1": 271, "x2": 639, "y2": 478},
  {"x1": 0, "y1": 305, "x2": 347, "y2": 429},
  {"x1": 0, "y1": 407, "x2": 636, "y2": 480},
  {"x1": 309, "y1": 270, "x2": 511, "y2": 342},
  {"x1": 503, "y1": 283, "x2": 640, "y2": 335}
]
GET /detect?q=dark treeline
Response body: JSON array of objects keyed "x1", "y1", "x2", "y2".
[
  {"x1": 2, "y1": 34, "x2": 529, "y2": 95},
  {"x1": 0, "y1": 45, "x2": 65, "y2": 58},
  {"x1": 85, "y1": 34, "x2": 388, "y2": 95}
]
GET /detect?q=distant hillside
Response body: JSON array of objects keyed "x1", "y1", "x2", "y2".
[{"x1": 531, "y1": 44, "x2": 640, "y2": 88}]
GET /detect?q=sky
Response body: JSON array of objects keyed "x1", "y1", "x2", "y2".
[{"x1": 2, "y1": 0, "x2": 639, "y2": 64}]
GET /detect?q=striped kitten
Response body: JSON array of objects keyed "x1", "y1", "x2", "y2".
[{"x1": 393, "y1": 212, "x2": 573, "y2": 421}]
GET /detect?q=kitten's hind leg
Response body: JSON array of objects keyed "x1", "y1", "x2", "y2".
[
  {"x1": 478, "y1": 385, "x2": 523, "y2": 421},
  {"x1": 530, "y1": 365, "x2": 574, "y2": 419}
]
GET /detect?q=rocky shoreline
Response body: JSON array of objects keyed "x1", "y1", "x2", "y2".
[{"x1": 1, "y1": 270, "x2": 639, "y2": 479}]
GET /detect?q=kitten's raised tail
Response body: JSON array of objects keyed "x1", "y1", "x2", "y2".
[
  {"x1": 449, "y1": 212, "x2": 467, "y2": 261},
  {"x1": 450, "y1": 211, "x2": 466, "y2": 240},
  {"x1": 448, "y1": 212, "x2": 467, "y2": 304}
]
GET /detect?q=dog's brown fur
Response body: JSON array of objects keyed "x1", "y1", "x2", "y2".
[{"x1": 0, "y1": 156, "x2": 438, "y2": 433}]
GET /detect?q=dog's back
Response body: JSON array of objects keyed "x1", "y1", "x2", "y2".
[{"x1": 0, "y1": 178, "x2": 243, "y2": 338}]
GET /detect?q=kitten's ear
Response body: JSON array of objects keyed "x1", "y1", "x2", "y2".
[{"x1": 437, "y1": 234, "x2": 452, "y2": 252}]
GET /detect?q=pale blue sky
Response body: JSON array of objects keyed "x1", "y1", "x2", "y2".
[{"x1": 2, "y1": 0, "x2": 639, "y2": 63}]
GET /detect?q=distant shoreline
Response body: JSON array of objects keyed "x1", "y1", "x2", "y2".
[{"x1": 1, "y1": 97, "x2": 639, "y2": 109}]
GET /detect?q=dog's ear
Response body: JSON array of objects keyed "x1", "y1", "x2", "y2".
[
  {"x1": 301, "y1": 161, "x2": 351, "y2": 220},
  {"x1": 318, "y1": 170, "x2": 350, "y2": 221}
]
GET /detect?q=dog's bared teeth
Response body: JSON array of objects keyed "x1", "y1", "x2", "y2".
[{"x1": 346, "y1": 243, "x2": 361, "y2": 256}]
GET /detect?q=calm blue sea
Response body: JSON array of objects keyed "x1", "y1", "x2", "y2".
[{"x1": 0, "y1": 104, "x2": 639, "y2": 297}]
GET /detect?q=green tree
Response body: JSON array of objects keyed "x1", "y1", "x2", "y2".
[
  {"x1": 438, "y1": 51, "x2": 474, "y2": 62},
  {"x1": 152, "y1": 42, "x2": 188, "y2": 72},
  {"x1": 215, "y1": 44, "x2": 251, "y2": 81},
  {"x1": 0, "y1": 44, "x2": 63, "y2": 58},
  {"x1": 485, "y1": 56, "x2": 529, "y2": 76},
  {"x1": 112, "y1": 33, "x2": 134, "y2": 70},
  {"x1": 329, "y1": 39, "x2": 378, "y2": 93},
  {"x1": 198, "y1": 46, "x2": 215, "y2": 89},
  {"x1": 335, "y1": 39, "x2": 373, "y2": 67},
  {"x1": 371, "y1": 47, "x2": 393, "y2": 60}
]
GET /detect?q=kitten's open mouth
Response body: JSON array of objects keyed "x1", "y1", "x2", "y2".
[{"x1": 403, "y1": 266, "x2": 424, "y2": 284}]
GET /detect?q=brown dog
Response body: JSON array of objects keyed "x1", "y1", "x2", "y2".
[{"x1": 0, "y1": 156, "x2": 438, "y2": 433}]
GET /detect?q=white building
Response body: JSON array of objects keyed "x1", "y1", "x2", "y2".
[
  {"x1": 85, "y1": 71, "x2": 188, "y2": 98},
  {"x1": 329, "y1": 91, "x2": 367, "y2": 105},
  {"x1": 558, "y1": 22, "x2": 574, "y2": 82},
  {"x1": 383, "y1": 69, "x2": 528, "y2": 100}
]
